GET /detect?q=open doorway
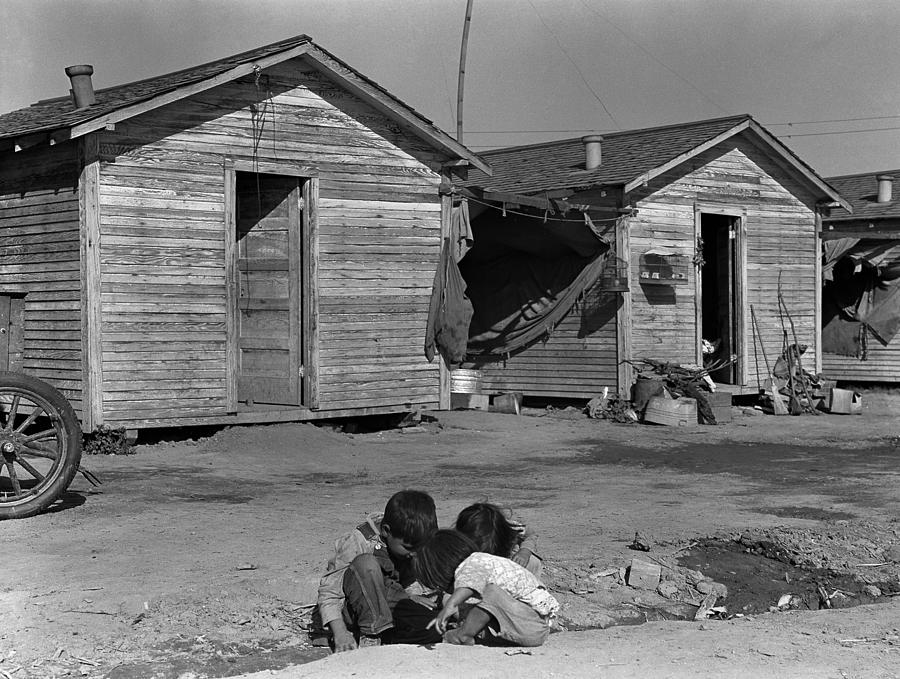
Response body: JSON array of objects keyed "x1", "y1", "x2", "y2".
[{"x1": 699, "y1": 212, "x2": 743, "y2": 384}]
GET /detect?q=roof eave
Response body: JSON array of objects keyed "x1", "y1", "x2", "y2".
[
  {"x1": 300, "y1": 45, "x2": 490, "y2": 174},
  {"x1": 65, "y1": 41, "x2": 316, "y2": 140},
  {"x1": 621, "y1": 117, "x2": 853, "y2": 213}
]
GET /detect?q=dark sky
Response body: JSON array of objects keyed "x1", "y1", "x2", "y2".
[{"x1": 2, "y1": 0, "x2": 898, "y2": 176}]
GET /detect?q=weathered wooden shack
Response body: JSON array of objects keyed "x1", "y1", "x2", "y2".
[
  {"x1": 0, "y1": 35, "x2": 488, "y2": 431},
  {"x1": 455, "y1": 115, "x2": 848, "y2": 399},
  {"x1": 821, "y1": 171, "x2": 900, "y2": 382}
]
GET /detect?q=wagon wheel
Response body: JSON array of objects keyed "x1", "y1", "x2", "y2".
[{"x1": 0, "y1": 371, "x2": 82, "y2": 519}]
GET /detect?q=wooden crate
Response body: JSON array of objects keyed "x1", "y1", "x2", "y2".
[{"x1": 644, "y1": 396, "x2": 698, "y2": 426}]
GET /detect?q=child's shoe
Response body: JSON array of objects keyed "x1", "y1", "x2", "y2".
[{"x1": 358, "y1": 635, "x2": 381, "y2": 648}]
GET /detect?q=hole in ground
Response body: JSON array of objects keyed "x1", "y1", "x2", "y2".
[{"x1": 677, "y1": 539, "x2": 899, "y2": 615}]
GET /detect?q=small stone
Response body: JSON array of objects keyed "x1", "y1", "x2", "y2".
[
  {"x1": 657, "y1": 582, "x2": 680, "y2": 599},
  {"x1": 885, "y1": 545, "x2": 900, "y2": 563},
  {"x1": 696, "y1": 580, "x2": 729, "y2": 598},
  {"x1": 864, "y1": 585, "x2": 882, "y2": 597}
]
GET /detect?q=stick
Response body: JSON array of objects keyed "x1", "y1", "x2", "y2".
[
  {"x1": 777, "y1": 280, "x2": 819, "y2": 415},
  {"x1": 750, "y1": 304, "x2": 771, "y2": 381}
]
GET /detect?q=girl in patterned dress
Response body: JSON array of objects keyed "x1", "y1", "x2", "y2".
[
  {"x1": 455, "y1": 502, "x2": 543, "y2": 577},
  {"x1": 414, "y1": 529, "x2": 559, "y2": 647}
]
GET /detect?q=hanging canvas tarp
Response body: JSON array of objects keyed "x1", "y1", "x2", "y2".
[
  {"x1": 458, "y1": 205, "x2": 611, "y2": 356},
  {"x1": 822, "y1": 238, "x2": 900, "y2": 357}
]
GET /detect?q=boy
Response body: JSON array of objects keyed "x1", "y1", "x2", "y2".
[{"x1": 314, "y1": 489, "x2": 440, "y2": 651}]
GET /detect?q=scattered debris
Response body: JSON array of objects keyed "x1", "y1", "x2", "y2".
[
  {"x1": 629, "y1": 531, "x2": 652, "y2": 552},
  {"x1": 236, "y1": 564, "x2": 258, "y2": 571},
  {"x1": 504, "y1": 648, "x2": 532, "y2": 656}
]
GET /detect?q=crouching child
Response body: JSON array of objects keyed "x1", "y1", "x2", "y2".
[
  {"x1": 313, "y1": 489, "x2": 442, "y2": 651},
  {"x1": 414, "y1": 529, "x2": 559, "y2": 647}
]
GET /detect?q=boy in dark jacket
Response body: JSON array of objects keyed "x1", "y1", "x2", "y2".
[{"x1": 315, "y1": 489, "x2": 440, "y2": 651}]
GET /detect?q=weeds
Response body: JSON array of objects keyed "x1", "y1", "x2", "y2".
[{"x1": 83, "y1": 425, "x2": 135, "y2": 456}]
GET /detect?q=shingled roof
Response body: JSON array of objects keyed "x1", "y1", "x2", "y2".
[
  {"x1": 0, "y1": 34, "x2": 489, "y2": 173},
  {"x1": 460, "y1": 114, "x2": 844, "y2": 208},
  {"x1": 824, "y1": 171, "x2": 900, "y2": 222}
]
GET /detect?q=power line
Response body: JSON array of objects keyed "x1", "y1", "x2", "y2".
[
  {"x1": 766, "y1": 114, "x2": 900, "y2": 126},
  {"x1": 526, "y1": 0, "x2": 619, "y2": 129},
  {"x1": 577, "y1": 0, "x2": 730, "y2": 116},
  {"x1": 778, "y1": 126, "x2": 900, "y2": 139}
]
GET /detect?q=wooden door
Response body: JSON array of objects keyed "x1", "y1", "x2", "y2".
[
  {"x1": 235, "y1": 173, "x2": 302, "y2": 406},
  {"x1": 0, "y1": 295, "x2": 24, "y2": 372}
]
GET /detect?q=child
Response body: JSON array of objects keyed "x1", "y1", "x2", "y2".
[
  {"x1": 455, "y1": 502, "x2": 542, "y2": 577},
  {"x1": 314, "y1": 489, "x2": 441, "y2": 652},
  {"x1": 415, "y1": 529, "x2": 559, "y2": 647}
]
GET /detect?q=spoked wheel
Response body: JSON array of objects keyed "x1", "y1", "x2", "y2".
[{"x1": 0, "y1": 371, "x2": 82, "y2": 519}]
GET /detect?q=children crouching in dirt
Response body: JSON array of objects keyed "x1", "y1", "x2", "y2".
[
  {"x1": 415, "y1": 529, "x2": 559, "y2": 646},
  {"x1": 312, "y1": 493, "x2": 555, "y2": 651},
  {"x1": 312, "y1": 489, "x2": 443, "y2": 651}
]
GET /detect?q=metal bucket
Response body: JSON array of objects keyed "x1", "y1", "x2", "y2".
[{"x1": 450, "y1": 369, "x2": 483, "y2": 394}]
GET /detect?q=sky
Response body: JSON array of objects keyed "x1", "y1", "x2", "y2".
[{"x1": 1, "y1": 0, "x2": 899, "y2": 178}]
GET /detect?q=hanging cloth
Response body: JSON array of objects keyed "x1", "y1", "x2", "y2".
[
  {"x1": 450, "y1": 199, "x2": 474, "y2": 263},
  {"x1": 424, "y1": 237, "x2": 474, "y2": 363}
]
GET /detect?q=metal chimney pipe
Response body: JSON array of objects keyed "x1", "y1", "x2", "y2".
[
  {"x1": 876, "y1": 174, "x2": 893, "y2": 203},
  {"x1": 582, "y1": 135, "x2": 603, "y2": 170},
  {"x1": 65, "y1": 65, "x2": 96, "y2": 109}
]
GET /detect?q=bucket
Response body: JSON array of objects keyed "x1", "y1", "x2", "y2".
[{"x1": 450, "y1": 369, "x2": 483, "y2": 394}]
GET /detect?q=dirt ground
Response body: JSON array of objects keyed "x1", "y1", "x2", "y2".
[{"x1": 2, "y1": 390, "x2": 900, "y2": 679}]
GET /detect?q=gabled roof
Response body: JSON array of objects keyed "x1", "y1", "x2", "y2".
[
  {"x1": 460, "y1": 114, "x2": 845, "y2": 209},
  {"x1": 0, "y1": 34, "x2": 490, "y2": 174},
  {"x1": 824, "y1": 171, "x2": 900, "y2": 222}
]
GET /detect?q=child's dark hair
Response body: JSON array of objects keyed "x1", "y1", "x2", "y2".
[
  {"x1": 383, "y1": 490, "x2": 438, "y2": 548},
  {"x1": 413, "y1": 529, "x2": 477, "y2": 593},
  {"x1": 455, "y1": 502, "x2": 517, "y2": 558}
]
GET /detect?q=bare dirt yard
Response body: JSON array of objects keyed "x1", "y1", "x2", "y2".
[{"x1": 2, "y1": 389, "x2": 900, "y2": 679}]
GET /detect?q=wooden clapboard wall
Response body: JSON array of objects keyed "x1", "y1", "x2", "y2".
[
  {"x1": 627, "y1": 135, "x2": 820, "y2": 389},
  {"x1": 471, "y1": 290, "x2": 619, "y2": 398},
  {"x1": 822, "y1": 346, "x2": 900, "y2": 382},
  {"x1": 94, "y1": 58, "x2": 443, "y2": 427},
  {"x1": 0, "y1": 144, "x2": 84, "y2": 416}
]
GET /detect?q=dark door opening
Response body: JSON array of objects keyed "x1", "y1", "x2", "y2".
[
  {"x1": 700, "y1": 213, "x2": 739, "y2": 384},
  {"x1": 235, "y1": 172, "x2": 304, "y2": 406}
]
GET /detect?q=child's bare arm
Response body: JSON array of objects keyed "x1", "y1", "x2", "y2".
[{"x1": 428, "y1": 586, "x2": 476, "y2": 635}]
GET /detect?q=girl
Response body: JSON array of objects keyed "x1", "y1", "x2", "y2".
[
  {"x1": 414, "y1": 529, "x2": 558, "y2": 647},
  {"x1": 455, "y1": 502, "x2": 542, "y2": 577}
]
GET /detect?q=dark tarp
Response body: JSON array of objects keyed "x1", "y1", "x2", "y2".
[
  {"x1": 822, "y1": 238, "x2": 900, "y2": 357},
  {"x1": 459, "y1": 207, "x2": 611, "y2": 356},
  {"x1": 425, "y1": 237, "x2": 474, "y2": 363}
]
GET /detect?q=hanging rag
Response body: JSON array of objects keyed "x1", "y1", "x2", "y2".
[
  {"x1": 424, "y1": 237, "x2": 474, "y2": 363},
  {"x1": 450, "y1": 200, "x2": 474, "y2": 263}
]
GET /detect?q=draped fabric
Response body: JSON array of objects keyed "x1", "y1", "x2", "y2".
[
  {"x1": 459, "y1": 208, "x2": 612, "y2": 357},
  {"x1": 424, "y1": 237, "x2": 474, "y2": 363},
  {"x1": 822, "y1": 238, "x2": 900, "y2": 357}
]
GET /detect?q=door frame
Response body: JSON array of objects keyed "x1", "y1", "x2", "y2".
[
  {"x1": 224, "y1": 159, "x2": 319, "y2": 411},
  {"x1": 694, "y1": 204, "x2": 748, "y2": 386}
]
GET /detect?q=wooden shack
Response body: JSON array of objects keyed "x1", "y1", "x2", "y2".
[
  {"x1": 0, "y1": 35, "x2": 488, "y2": 431},
  {"x1": 821, "y1": 171, "x2": 900, "y2": 382},
  {"x1": 454, "y1": 116, "x2": 849, "y2": 399}
]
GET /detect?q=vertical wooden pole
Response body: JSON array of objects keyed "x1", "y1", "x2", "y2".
[
  {"x1": 79, "y1": 133, "x2": 102, "y2": 431},
  {"x1": 223, "y1": 161, "x2": 238, "y2": 412},
  {"x1": 304, "y1": 176, "x2": 320, "y2": 409},
  {"x1": 456, "y1": 0, "x2": 475, "y2": 143},
  {"x1": 814, "y1": 208, "x2": 823, "y2": 374},
  {"x1": 616, "y1": 214, "x2": 633, "y2": 397},
  {"x1": 438, "y1": 174, "x2": 453, "y2": 410}
]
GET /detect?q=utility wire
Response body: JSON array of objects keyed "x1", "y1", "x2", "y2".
[
  {"x1": 779, "y1": 126, "x2": 900, "y2": 139},
  {"x1": 526, "y1": 0, "x2": 619, "y2": 129},
  {"x1": 577, "y1": 0, "x2": 729, "y2": 116}
]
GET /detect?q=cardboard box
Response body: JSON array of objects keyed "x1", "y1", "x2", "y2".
[
  {"x1": 644, "y1": 396, "x2": 698, "y2": 426},
  {"x1": 826, "y1": 388, "x2": 862, "y2": 415},
  {"x1": 707, "y1": 391, "x2": 733, "y2": 424}
]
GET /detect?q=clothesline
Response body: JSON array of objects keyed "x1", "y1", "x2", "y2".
[{"x1": 462, "y1": 195, "x2": 630, "y2": 224}]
